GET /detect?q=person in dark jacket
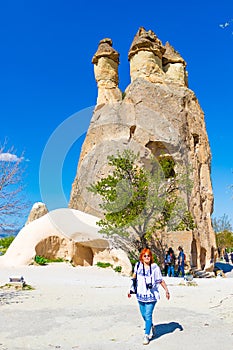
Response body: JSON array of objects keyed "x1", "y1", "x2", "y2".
[
  {"x1": 176, "y1": 246, "x2": 185, "y2": 277},
  {"x1": 224, "y1": 251, "x2": 229, "y2": 263}
]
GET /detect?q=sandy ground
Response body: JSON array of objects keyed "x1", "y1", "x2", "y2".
[{"x1": 0, "y1": 263, "x2": 232, "y2": 350}]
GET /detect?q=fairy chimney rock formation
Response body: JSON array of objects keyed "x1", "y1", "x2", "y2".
[
  {"x1": 162, "y1": 42, "x2": 188, "y2": 86},
  {"x1": 92, "y1": 38, "x2": 122, "y2": 105},
  {"x1": 69, "y1": 27, "x2": 216, "y2": 270},
  {"x1": 128, "y1": 27, "x2": 166, "y2": 83}
]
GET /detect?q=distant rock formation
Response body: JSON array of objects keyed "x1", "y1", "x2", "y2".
[
  {"x1": 25, "y1": 202, "x2": 48, "y2": 225},
  {"x1": 0, "y1": 208, "x2": 131, "y2": 275},
  {"x1": 92, "y1": 38, "x2": 122, "y2": 106},
  {"x1": 69, "y1": 27, "x2": 216, "y2": 270}
]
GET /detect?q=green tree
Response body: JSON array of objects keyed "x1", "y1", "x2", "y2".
[
  {"x1": 212, "y1": 214, "x2": 232, "y2": 233},
  {"x1": 215, "y1": 230, "x2": 233, "y2": 252},
  {"x1": 88, "y1": 150, "x2": 194, "y2": 248}
]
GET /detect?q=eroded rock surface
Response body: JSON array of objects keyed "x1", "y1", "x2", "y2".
[
  {"x1": 69, "y1": 27, "x2": 216, "y2": 270},
  {"x1": 25, "y1": 202, "x2": 48, "y2": 225}
]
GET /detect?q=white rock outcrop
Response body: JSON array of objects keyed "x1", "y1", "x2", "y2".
[{"x1": 0, "y1": 208, "x2": 132, "y2": 275}]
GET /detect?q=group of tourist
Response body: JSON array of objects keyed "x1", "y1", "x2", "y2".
[{"x1": 164, "y1": 246, "x2": 186, "y2": 277}]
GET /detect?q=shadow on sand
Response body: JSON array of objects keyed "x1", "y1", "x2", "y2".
[{"x1": 152, "y1": 322, "x2": 183, "y2": 340}]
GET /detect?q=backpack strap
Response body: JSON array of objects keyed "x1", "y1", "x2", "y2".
[
  {"x1": 134, "y1": 261, "x2": 140, "y2": 286},
  {"x1": 130, "y1": 261, "x2": 140, "y2": 294},
  {"x1": 135, "y1": 261, "x2": 140, "y2": 274},
  {"x1": 134, "y1": 261, "x2": 140, "y2": 280}
]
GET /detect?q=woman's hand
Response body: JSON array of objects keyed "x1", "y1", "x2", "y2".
[{"x1": 160, "y1": 280, "x2": 170, "y2": 300}]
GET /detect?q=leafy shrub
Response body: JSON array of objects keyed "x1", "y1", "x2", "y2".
[
  {"x1": 0, "y1": 236, "x2": 15, "y2": 255},
  {"x1": 34, "y1": 255, "x2": 48, "y2": 265},
  {"x1": 96, "y1": 261, "x2": 113, "y2": 268},
  {"x1": 96, "y1": 261, "x2": 122, "y2": 273},
  {"x1": 114, "y1": 265, "x2": 122, "y2": 273},
  {"x1": 34, "y1": 255, "x2": 65, "y2": 265}
]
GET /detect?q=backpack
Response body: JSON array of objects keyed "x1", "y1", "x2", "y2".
[{"x1": 167, "y1": 254, "x2": 171, "y2": 263}]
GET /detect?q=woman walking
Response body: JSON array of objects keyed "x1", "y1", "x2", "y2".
[{"x1": 128, "y1": 248, "x2": 170, "y2": 345}]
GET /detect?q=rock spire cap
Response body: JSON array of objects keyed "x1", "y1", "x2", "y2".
[
  {"x1": 128, "y1": 27, "x2": 165, "y2": 60},
  {"x1": 92, "y1": 38, "x2": 119, "y2": 64},
  {"x1": 163, "y1": 41, "x2": 186, "y2": 66}
]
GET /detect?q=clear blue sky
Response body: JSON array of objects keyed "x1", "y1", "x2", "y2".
[{"x1": 1, "y1": 0, "x2": 233, "y2": 228}]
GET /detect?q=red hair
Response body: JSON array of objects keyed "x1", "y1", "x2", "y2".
[{"x1": 139, "y1": 248, "x2": 154, "y2": 263}]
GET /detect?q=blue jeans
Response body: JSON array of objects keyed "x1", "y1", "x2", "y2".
[
  {"x1": 167, "y1": 265, "x2": 175, "y2": 277},
  {"x1": 138, "y1": 301, "x2": 156, "y2": 335},
  {"x1": 177, "y1": 264, "x2": 185, "y2": 277}
]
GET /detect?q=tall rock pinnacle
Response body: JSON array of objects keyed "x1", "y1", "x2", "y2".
[
  {"x1": 69, "y1": 27, "x2": 216, "y2": 271},
  {"x1": 92, "y1": 38, "x2": 122, "y2": 106}
]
